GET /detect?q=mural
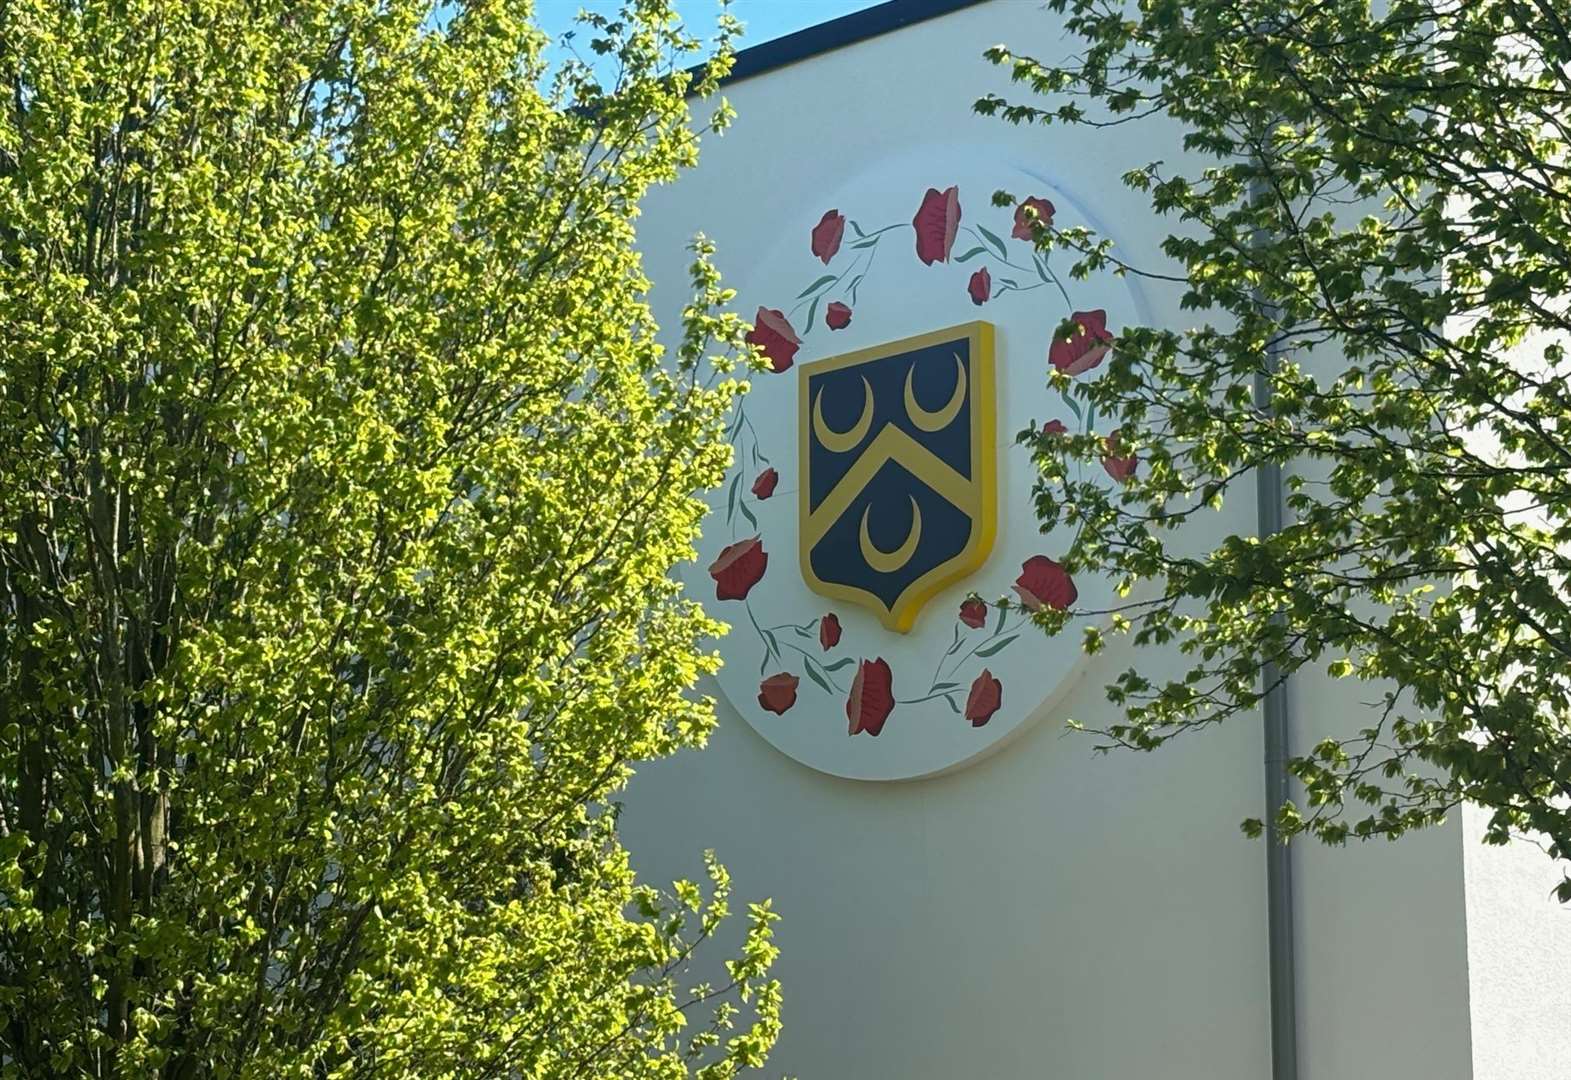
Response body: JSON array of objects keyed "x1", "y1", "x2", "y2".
[{"x1": 689, "y1": 160, "x2": 1143, "y2": 780}]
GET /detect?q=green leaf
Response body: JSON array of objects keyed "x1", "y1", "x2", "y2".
[
  {"x1": 975, "y1": 634, "x2": 1019, "y2": 657},
  {"x1": 795, "y1": 274, "x2": 836, "y2": 299},
  {"x1": 725, "y1": 472, "x2": 741, "y2": 524},
  {"x1": 977, "y1": 225, "x2": 1008, "y2": 258},
  {"x1": 803, "y1": 662, "x2": 834, "y2": 695},
  {"x1": 954, "y1": 246, "x2": 988, "y2": 263}
]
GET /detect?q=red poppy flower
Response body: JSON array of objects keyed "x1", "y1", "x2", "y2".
[
  {"x1": 912, "y1": 185, "x2": 961, "y2": 265},
  {"x1": 968, "y1": 266, "x2": 991, "y2": 305},
  {"x1": 959, "y1": 597, "x2": 988, "y2": 629},
  {"x1": 1014, "y1": 555, "x2": 1077, "y2": 612},
  {"x1": 846, "y1": 658, "x2": 894, "y2": 737},
  {"x1": 1049, "y1": 309, "x2": 1114, "y2": 377},
  {"x1": 1042, "y1": 419, "x2": 1068, "y2": 437},
  {"x1": 811, "y1": 210, "x2": 845, "y2": 264},
  {"x1": 964, "y1": 669, "x2": 1003, "y2": 727},
  {"x1": 1012, "y1": 196, "x2": 1056, "y2": 241},
  {"x1": 745, "y1": 307, "x2": 801, "y2": 373},
  {"x1": 825, "y1": 301, "x2": 852, "y2": 330},
  {"x1": 1102, "y1": 430, "x2": 1138, "y2": 482},
  {"x1": 819, "y1": 613, "x2": 842, "y2": 650},
  {"x1": 751, "y1": 467, "x2": 779, "y2": 499},
  {"x1": 758, "y1": 672, "x2": 799, "y2": 715},
  {"x1": 708, "y1": 536, "x2": 768, "y2": 601}
]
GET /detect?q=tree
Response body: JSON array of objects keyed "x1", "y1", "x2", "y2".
[
  {"x1": 0, "y1": 0, "x2": 780, "y2": 1073},
  {"x1": 979, "y1": 0, "x2": 1571, "y2": 891}
]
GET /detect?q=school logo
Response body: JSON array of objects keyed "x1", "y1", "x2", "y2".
[{"x1": 798, "y1": 322, "x2": 996, "y2": 631}]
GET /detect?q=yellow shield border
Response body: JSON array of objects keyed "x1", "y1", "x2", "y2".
[{"x1": 797, "y1": 321, "x2": 997, "y2": 633}]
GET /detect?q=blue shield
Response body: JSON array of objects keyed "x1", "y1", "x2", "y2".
[{"x1": 798, "y1": 322, "x2": 996, "y2": 631}]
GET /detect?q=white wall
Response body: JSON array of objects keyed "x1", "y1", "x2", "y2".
[
  {"x1": 1463, "y1": 806, "x2": 1571, "y2": 1080},
  {"x1": 624, "y1": 2, "x2": 1543, "y2": 1076},
  {"x1": 623, "y1": 638, "x2": 1271, "y2": 1079}
]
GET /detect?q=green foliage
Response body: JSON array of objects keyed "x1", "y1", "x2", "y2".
[
  {"x1": 981, "y1": 1, "x2": 1571, "y2": 888},
  {"x1": 0, "y1": 0, "x2": 780, "y2": 1073}
]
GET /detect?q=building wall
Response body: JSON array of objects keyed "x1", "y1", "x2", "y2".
[
  {"x1": 1463, "y1": 810, "x2": 1571, "y2": 1078},
  {"x1": 1454, "y1": 323, "x2": 1571, "y2": 1080},
  {"x1": 623, "y1": 2, "x2": 1526, "y2": 1076},
  {"x1": 1288, "y1": 665, "x2": 1475, "y2": 1080},
  {"x1": 623, "y1": 641, "x2": 1270, "y2": 1079}
]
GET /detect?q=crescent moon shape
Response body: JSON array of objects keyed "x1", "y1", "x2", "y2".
[
  {"x1": 859, "y1": 497, "x2": 922, "y2": 574},
  {"x1": 813, "y1": 377, "x2": 875, "y2": 454},
  {"x1": 904, "y1": 353, "x2": 967, "y2": 432}
]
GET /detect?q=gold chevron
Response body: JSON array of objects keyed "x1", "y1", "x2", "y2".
[
  {"x1": 802, "y1": 424, "x2": 976, "y2": 549},
  {"x1": 859, "y1": 497, "x2": 922, "y2": 573},
  {"x1": 904, "y1": 353, "x2": 967, "y2": 432}
]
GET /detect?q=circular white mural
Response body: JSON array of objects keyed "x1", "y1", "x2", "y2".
[{"x1": 686, "y1": 146, "x2": 1147, "y2": 781}]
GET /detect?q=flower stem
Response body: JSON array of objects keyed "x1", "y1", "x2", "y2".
[{"x1": 896, "y1": 690, "x2": 961, "y2": 706}]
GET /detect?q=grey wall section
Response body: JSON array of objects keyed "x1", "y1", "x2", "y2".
[
  {"x1": 624, "y1": 2, "x2": 1541, "y2": 1076},
  {"x1": 622, "y1": 643, "x2": 1272, "y2": 1079},
  {"x1": 1289, "y1": 666, "x2": 1475, "y2": 1080}
]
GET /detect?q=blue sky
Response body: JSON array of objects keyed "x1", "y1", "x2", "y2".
[{"x1": 531, "y1": 0, "x2": 883, "y2": 58}]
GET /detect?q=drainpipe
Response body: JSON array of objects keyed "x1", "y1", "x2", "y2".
[{"x1": 1250, "y1": 173, "x2": 1299, "y2": 1080}]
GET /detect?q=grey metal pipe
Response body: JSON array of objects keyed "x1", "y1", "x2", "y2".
[
  {"x1": 1250, "y1": 174, "x2": 1299, "y2": 1080},
  {"x1": 1255, "y1": 380, "x2": 1298, "y2": 1080}
]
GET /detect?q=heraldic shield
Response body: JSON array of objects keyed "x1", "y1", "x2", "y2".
[{"x1": 798, "y1": 322, "x2": 997, "y2": 632}]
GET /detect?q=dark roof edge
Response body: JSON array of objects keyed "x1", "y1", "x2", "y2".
[{"x1": 712, "y1": 0, "x2": 991, "y2": 89}]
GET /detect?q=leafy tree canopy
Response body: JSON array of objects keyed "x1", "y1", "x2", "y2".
[
  {"x1": 980, "y1": 0, "x2": 1571, "y2": 893},
  {"x1": 0, "y1": 0, "x2": 779, "y2": 1073}
]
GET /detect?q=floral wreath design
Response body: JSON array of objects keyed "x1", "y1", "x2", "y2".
[{"x1": 706, "y1": 185, "x2": 1133, "y2": 739}]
